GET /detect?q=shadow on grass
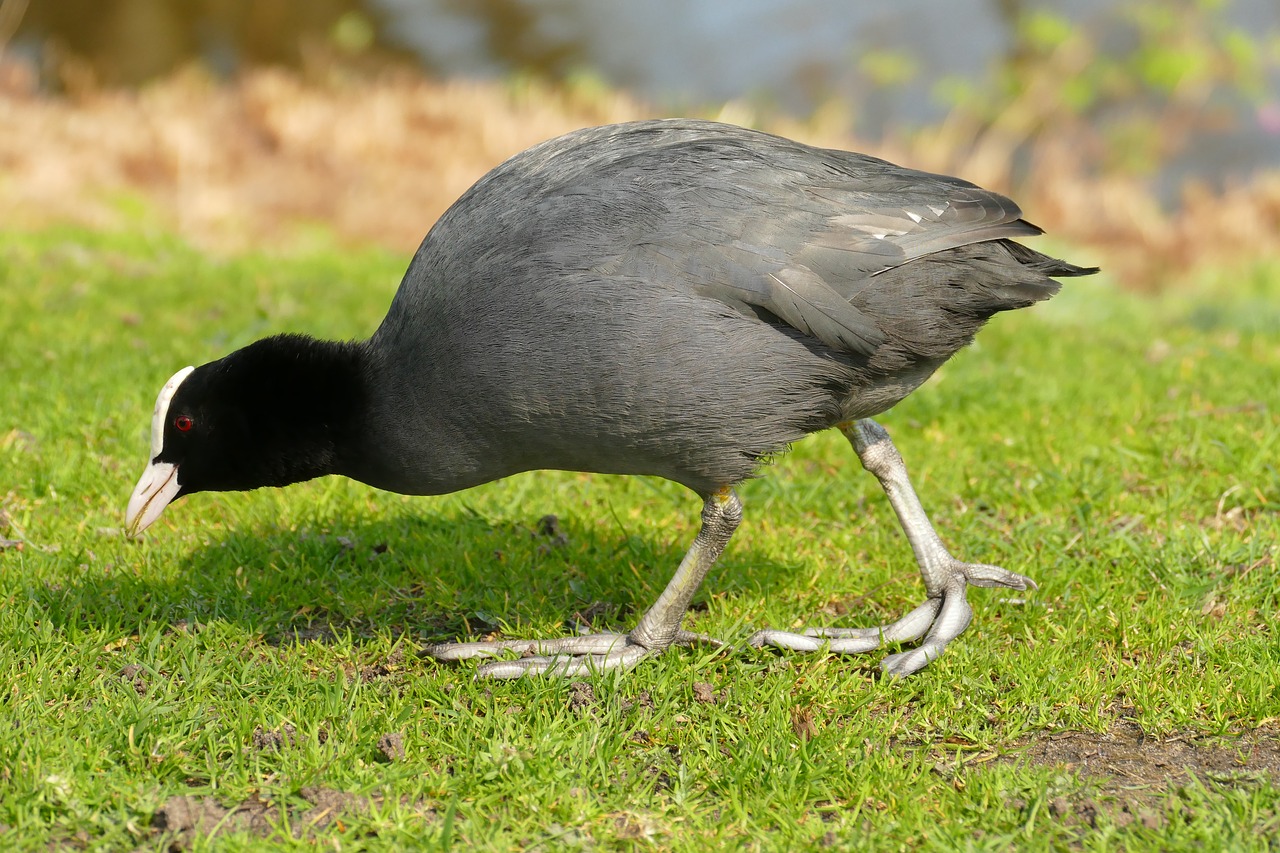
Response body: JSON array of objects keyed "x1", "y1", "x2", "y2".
[{"x1": 30, "y1": 506, "x2": 801, "y2": 648}]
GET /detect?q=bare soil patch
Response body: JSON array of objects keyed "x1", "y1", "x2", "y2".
[
  {"x1": 997, "y1": 721, "x2": 1280, "y2": 830},
  {"x1": 1013, "y1": 721, "x2": 1280, "y2": 789},
  {"x1": 152, "y1": 786, "x2": 435, "y2": 849}
]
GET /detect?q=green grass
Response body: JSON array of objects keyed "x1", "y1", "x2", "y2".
[{"x1": 0, "y1": 227, "x2": 1276, "y2": 851}]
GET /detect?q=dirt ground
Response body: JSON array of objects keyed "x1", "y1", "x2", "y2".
[
  {"x1": 991, "y1": 720, "x2": 1280, "y2": 833},
  {"x1": 151, "y1": 785, "x2": 436, "y2": 849}
]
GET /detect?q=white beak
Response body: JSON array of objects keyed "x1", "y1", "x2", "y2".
[{"x1": 125, "y1": 461, "x2": 182, "y2": 536}]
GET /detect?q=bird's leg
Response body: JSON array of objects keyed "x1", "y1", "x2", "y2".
[
  {"x1": 424, "y1": 488, "x2": 742, "y2": 679},
  {"x1": 749, "y1": 419, "x2": 1034, "y2": 676}
]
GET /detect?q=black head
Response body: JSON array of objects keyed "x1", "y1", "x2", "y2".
[{"x1": 126, "y1": 334, "x2": 367, "y2": 535}]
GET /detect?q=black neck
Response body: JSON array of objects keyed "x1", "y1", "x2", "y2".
[{"x1": 211, "y1": 334, "x2": 370, "y2": 489}]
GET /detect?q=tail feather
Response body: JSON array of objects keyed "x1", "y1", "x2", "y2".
[{"x1": 1003, "y1": 237, "x2": 1100, "y2": 278}]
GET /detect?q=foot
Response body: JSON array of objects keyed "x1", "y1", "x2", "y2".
[
  {"x1": 748, "y1": 556, "x2": 1034, "y2": 676},
  {"x1": 749, "y1": 418, "x2": 1036, "y2": 676},
  {"x1": 424, "y1": 629, "x2": 723, "y2": 679},
  {"x1": 425, "y1": 489, "x2": 742, "y2": 679}
]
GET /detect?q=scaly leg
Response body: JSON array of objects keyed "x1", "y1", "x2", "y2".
[
  {"x1": 749, "y1": 419, "x2": 1034, "y2": 676},
  {"x1": 425, "y1": 488, "x2": 742, "y2": 678}
]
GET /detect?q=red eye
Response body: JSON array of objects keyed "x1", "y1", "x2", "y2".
[{"x1": 174, "y1": 415, "x2": 194, "y2": 432}]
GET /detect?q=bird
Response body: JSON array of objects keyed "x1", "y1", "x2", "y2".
[{"x1": 126, "y1": 118, "x2": 1096, "y2": 678}]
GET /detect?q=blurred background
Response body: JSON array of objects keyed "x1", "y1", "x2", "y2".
[{"x1": 2, "y1": 0, "x2": 1278, "y2": 288}]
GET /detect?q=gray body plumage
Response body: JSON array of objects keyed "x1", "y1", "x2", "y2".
[{"x1": 357, "y1": 119, "x2": 1084, "y2": 496}]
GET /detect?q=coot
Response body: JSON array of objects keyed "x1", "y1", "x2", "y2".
[{"x1": 127, "y1": 119, "x2": 1096, "y2": 677}]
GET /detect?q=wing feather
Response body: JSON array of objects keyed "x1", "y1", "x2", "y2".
[{"x1": 764, "y1": 267, "x2": 886, "y2": 353}]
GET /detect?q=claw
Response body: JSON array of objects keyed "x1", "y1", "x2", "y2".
[
  {"x1": 423, "y1": 632, "x2": 630, "y2": 661},
  {"x1": 750, "y1": 557, "x2": 1026, "y2": 674},
  {"x1": 474, "y1": 643, "x2": 651, "y2": 679},
  {"x1": 426, "y1": 628, "x2": 729, "y2": 679},
  {"x1": 673, "y1": 629, "x2": 728, "y2": 649},
  {"x1": 880, "y1": 645, "x2": 942, "y2": 677},
  {"x1": 965, "y1": 564, "x2": 1037, "y2": 590}
]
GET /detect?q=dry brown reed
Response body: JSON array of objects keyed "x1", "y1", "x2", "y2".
[{"x1": 1, "y1": 63, "x2": 1276, "y2": 289}]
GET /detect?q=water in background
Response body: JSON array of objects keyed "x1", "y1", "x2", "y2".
[{"x1": 11, "y1": 0, "x2": 1280, "y2": 185}]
